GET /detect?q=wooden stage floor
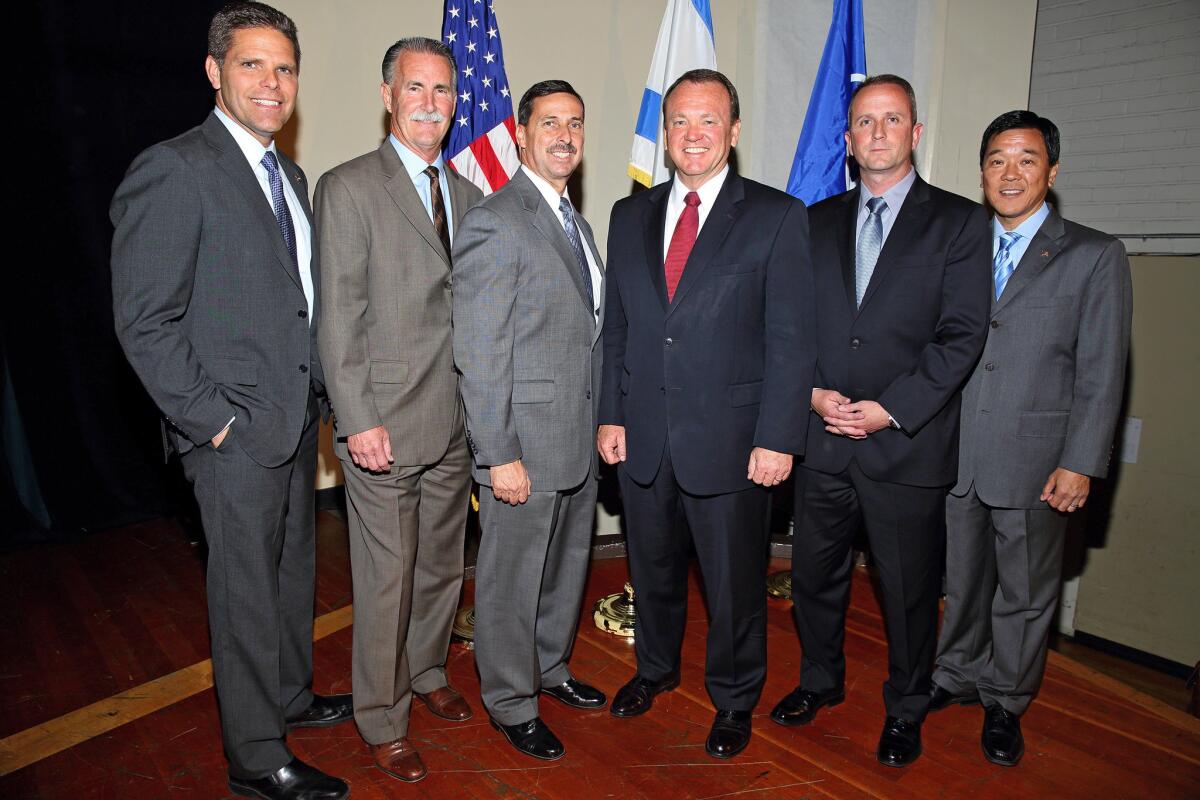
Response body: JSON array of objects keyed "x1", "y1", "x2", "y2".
[{"x1": 1, "y1": 512, "x2": 1197, "y2": 799}]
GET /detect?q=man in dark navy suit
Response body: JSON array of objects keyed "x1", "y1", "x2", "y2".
[{"x1": 599, "y1": 69, "x2": 814, "y2": 760}]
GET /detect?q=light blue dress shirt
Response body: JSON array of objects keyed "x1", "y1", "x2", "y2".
[
  {"x1": 389, "y1": 134, "x2": 454, "y2": 241},
  {"x1": 856, "y1": 167, "x2": 917, "y2": 247},
  {"x1": 992, "y1": 201, "x2": 1051, "y2": 268}
]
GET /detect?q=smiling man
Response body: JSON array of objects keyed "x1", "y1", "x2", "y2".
[
  {"x1": 453, "y1": 80, "x2": 608, "y2": 762},
  {"x1": 930, "y1": 110, "x2": 1132, "y2": 767},
  {"x1": 599, "y1": 68, "x2": 814, "y2": 760},
  {"x1": 771, "y1": 74, "x2": 991, "y2": 768},
  {"x1": 111, "y1": 3, "x2": 352, "y2": 798},
  {"x1": 315, "y1": 36, "x2": 482, "y2": 785}
]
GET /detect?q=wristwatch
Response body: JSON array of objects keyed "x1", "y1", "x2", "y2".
[{"x1": 887, "y1": 415, "x2": 901, "y2": 431}]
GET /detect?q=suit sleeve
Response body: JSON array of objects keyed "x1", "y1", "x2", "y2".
[
  {"x1": 599, "y1": 209, "x2": 629, "y2": 426},
  {"x1": 877, "y1": 204, "x2": 991, "y2": 434},
  {"x1": 314, "y1": 171, "x2": 381, "y2": 437},
  {"x1": 1060, "y1": 239, "x2": 1133, "y2": 477},
  {"x1": 110, "y1": 145, "x2": 237, "y2": 445},
  {"x1": 452, "y1": 205, "x2": 523, "y2": 470},
  {"x1": 754, "y1": 199, "x2": 816, "y2": 455}
]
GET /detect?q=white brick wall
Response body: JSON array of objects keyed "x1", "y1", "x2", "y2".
[{"x1": 1030, "y1": 0, "x2": 1200, "y2": 253}]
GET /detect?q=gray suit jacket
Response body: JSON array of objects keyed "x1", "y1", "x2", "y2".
[
  {"x1": 452, "y1": 169, "x2": 604, "y2": 491},
  {"x1": 954, "y1": 208, "x2": 1133, "y2": 507},
  {"x1": 315, "y1": 142, "x2": 482, "y2": 466},
  {"x1": 111, "y1": 111, "x2": 322, "y2": 468}
]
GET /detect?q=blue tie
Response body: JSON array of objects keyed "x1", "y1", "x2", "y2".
[
  {"x1": 855, "y1": 196, "x2": 887, "y2": 307},
  {"x1": 559, "y1": 196, "x2": 595, "y2": 310},
  {"x1": 261, "y1": 151, "x2": 297, "y2": 272},
  {"x1": 993, "y1": 231, "x2": 1021, "y2": 300}
]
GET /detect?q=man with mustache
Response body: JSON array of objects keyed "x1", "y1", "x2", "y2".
[
  {"x1": 315, "y1": 37, "x2": 482, "y2": 784},
  {"x1": 111, "y1": 3, "x2": 353, "y2": 797},
  {"x1": 454, "y1": 79, "x2": 608, "y2": 761}
]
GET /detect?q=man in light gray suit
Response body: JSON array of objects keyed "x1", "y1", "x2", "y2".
[
  {"x1": 110, "y1": 4, "x2": 351, "y2": 798},
  {"x1": 315, "y1": 37, "x2": 481, "y2": 784},
  {"x1": 453, "y1": 79, "x2": 607, "y2": 762},
  {"x1": 930, "y1": 111, "x2": 1132, "y2": 767}
]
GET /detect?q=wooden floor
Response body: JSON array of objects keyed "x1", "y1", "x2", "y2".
[{"x1": 1, "y1": 513, "x2": 1198, "y2": 799}]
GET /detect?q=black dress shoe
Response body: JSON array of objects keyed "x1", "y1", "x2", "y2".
[
  {"x1": 981, "y1": 704, "x2": 1024, "y2": 766},
  {"x1": 285, "y1": 693, "x2": 354, "y2": 729},
  {"x1": 490, "y1": 716, "x2": 565, "y2": 761},
  {"x1": 876, "y1": 716, "x2": 922, "y2": 767},
  {"x1": 543, "y1": 678, "x2": 608, "y2": 709},
  {"x1": 929, "y1": 684, "x2": 981, "y2": 713},
  {"x1": 769, "y1": 686, "x2": 845, "y2": 727},
  {"x1": 228, "y1": 757, "x2": 349, "y2": 800},
  {"x1": 610, "y1": 672, "x2": 680, "y2": 718},
  {"x1": 705, "y1": 710, "x2": 752, "y2": 759}
]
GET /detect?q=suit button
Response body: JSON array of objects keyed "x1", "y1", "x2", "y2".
[
  {"x1": 586, "y1": 390, "x2": 592, "y2": 399},
  {"x1": 849, "y1": 337, "x2": 860, "y2": 349},
  {"x1": 444, "y1": 279, "x2": 453, "y2": 290},
  {"x1": 660, "y1": 386, "x2": 666, "y2": 394},
  {"x1": 665, "y1": 337, "x2": 674, "y2": 346},
  {"x1": 299, "y1": 364, "x2": 309, "y2": 373},
  {"x1": 984, "y1": 362, "x2": 994, "y2": 371},
  {"x1": 990, "y1": 320, "x2": 999, "y2": 329},
  {"x1": 298, "y1": 309, "x2": 308, "y2": 319}
]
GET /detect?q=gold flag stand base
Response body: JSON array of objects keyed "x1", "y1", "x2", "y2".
[
  {"x1": 766, "y1": 570, "x2": 792, "y2": 600},
  {"x1": 452, "y1": 606, "x2": 476, "y2": 648},
  {"x1": 593, "y1": 582, "x2": 637, "y2": 639}
]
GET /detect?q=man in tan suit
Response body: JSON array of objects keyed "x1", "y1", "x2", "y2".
[{"x1": 315, "y1": 36, "x2": 482, "y2": 784}]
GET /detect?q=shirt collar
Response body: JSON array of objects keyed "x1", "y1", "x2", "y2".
[
  {"x1": 858, "y1": 167, "x2": 916, "y2": 215},
  {"x1": 389, "y1": 134, "x2": 447, "y2": 181},
  {"x1": 213, "y1": 106, "x2": 277, "y2": 167},
  {"x1": 992, "y1": 201, "x2": 1051, "y2": 243},
  {"x1": 521, "y1": 164, "x2": 573, "y2": 210},
  {"x1": 670, "y1": 164, "x2": 729, "y2": 209}
]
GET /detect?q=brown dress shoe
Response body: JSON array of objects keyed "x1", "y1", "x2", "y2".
[
  {"x1": 415, "y1": 685, "x2": 473, "y2": 721},
  {"x1": 371, "y1": 738, "x2": 427, "y2": 783}
]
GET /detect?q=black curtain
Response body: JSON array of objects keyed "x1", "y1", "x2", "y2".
[{"x1": 2, "y1": 1, "x2": 224, "y2": 541}]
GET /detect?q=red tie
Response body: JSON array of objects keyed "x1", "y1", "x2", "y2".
[{"x1": 664, "y1": 191, "x2": 700, "y2": 302}]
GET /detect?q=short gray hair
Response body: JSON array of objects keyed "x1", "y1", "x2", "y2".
[{"x1": 381, "y1": 36, "x2": 456, "y2": 93}]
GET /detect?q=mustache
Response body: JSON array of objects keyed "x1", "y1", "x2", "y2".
[
  {"x1": 547, "y1": 143, "x2": 577, "y2": 155},
  {"x1": 409, "y1": 110, "x2": 447, "y2": 123}
]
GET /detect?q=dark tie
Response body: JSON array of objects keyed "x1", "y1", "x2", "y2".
[
  {"x1": 260, "y1": 151, "x2": 297, "y2": 271},
  {"x1": 558, "y1": 196, "x2": 594, "y2": 309},
  {"x1": 423, "y1": 165, "x2": 452, "y2": 260},
  {"x1": 664, "y1": 191, "x2": 700, "y2": 302},
  {"x1": 993, "y1": 231, "x2": 1021, "y2": 300},
  {"x1": 855, "y1": 196, "x2": 886, "y2": 307}
]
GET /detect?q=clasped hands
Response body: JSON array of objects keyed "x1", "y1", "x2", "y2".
[{"x1": 813, "y1": 388, "x2": 892, "y2": 440}]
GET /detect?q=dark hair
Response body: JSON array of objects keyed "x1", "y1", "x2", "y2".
[
  {"x1": 381, "y1": 36, "x2": 457, "y2": 92},
  {"x1": 208, "y1": 1, "x2": 300, "y2": 68},
  {"x1": 662, "y1": 68, "x2": 740, "y2": 122},
  {"x1": 848, "y1": 74, "x2": 917, "y2": 126},
  {"x1": 979, "y1": 110, "x2": 1061, "y2": 167},
  {"x1": 517, "y1": 80, "x2": 584, "y2": 125}
]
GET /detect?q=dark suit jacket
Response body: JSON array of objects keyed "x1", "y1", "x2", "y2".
[
  {"x1": 111, "y1": 111, "x2": 322, "y2": 468},
  {"x1": 803, "y1": 174, "x2": 991, "y2": 488},
  {"x1": 954, "y1": 208, "x2": 1132, "y2": 507},
  {"x1": 600, "y1": 172, "x2": 815, "y2": 496}
]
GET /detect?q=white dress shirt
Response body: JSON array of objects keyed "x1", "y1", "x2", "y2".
[
  {"x1": 662, "y1": 164, "x2": 730, "y2": 263},
  {"x1": 520, "y1": 165, "x2": 602, "y2": 323}
]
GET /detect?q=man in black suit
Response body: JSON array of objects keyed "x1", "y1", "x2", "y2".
[
  {"x1": 769, "y1": 74, "x2": 991, "y2": 767},
  {"x1": 599, "y1": 69, "x2": 814, "y2": 760},
  {"x1": 110, "y1": 4, "x2": 351, "y2": 798}
]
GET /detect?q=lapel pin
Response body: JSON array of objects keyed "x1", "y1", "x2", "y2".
[{"x1": 1041, "y1": 250, "x2": 1050, "y2": 258}]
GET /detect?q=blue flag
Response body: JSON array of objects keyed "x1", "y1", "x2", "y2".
[{"x1": 786, "y1": 0, "x2": 866, "y2": 205}]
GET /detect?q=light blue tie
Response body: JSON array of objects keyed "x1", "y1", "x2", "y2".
[
  {"x1": 855, "y1": 196, "x2": 887, "y2": 307},
  {"x1": 993, "y1": 231, "x2": 1021, "y2": 300}
]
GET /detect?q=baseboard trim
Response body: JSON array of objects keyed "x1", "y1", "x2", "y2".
[{"x1": 1069, "y1": 630, "x2": 1192, "y2": 680}]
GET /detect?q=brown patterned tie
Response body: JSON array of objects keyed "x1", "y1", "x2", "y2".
[{"x1": 424, "y1": 165, "x2": 452, "y2": 259}]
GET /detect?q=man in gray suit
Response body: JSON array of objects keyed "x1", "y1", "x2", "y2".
[
  {"x1": 110, "y1": 4, "x2": 351, "y2": 798},
  {"x1": 453, "y1": 79, "x2": 607, "y2": 761},
  {"x1": 930, "y1": 110, "x2": 1133, "y2": 766},
  {"x1": 315, "y1": 36, "x2": 481, "y2": 784}
]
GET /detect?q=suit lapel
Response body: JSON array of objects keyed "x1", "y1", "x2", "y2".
[
  {"x1": 204, "y1": 114, "x2": 303, "y2": 291},
  {"x1": 513, "y1": 171, "x2": 593, "y2": 313},
  {"x1": 446, "y1": 166, "x2": 474, "y2": 240},
  {"x1": 577, "y1": 213, "x2": 606, "y2": 343},
  {"x1": 380, "y1": 142, "x2": 451, "y2": 268},
  {"x1": 837, "y1": 189, "x2": 858, "y2": 312},
  {"x1": 642, "y1": 184, "x2": 671, "y2": 312},
  {"x1": 995, "y1": 208, "x2": 1065, "y2": 311},
  {"x1": 667, "y1": 173, "x2": 744, "y2": 317},
  {"x1": 857, "y1": 175, "x2": 931, "y2": 314}
]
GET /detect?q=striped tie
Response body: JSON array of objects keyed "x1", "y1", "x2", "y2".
[
  {"x1": 424, "y1": 165, "x2": 452, "y2": 260},
  {"x1": 993, "y1": 231, "x2": 1021, "y2": 300},
  {"x1": 261, "y1": 151, "x2": 297, "y2": 273},
  {"x1": 855, "y1": 196, "x2": 886, "y2": 307}
]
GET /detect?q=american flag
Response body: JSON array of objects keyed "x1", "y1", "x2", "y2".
[{"x1": 441, "y1": 0, "x2": 519, "y2": 194}]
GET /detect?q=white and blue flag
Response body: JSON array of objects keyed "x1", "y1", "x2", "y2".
[
  {"x1": 786, "y1": 0, "x2": 866, "y2": 205},
  {"x1": 629, "y1": 0, "x2": 717, "y2": 188}
]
